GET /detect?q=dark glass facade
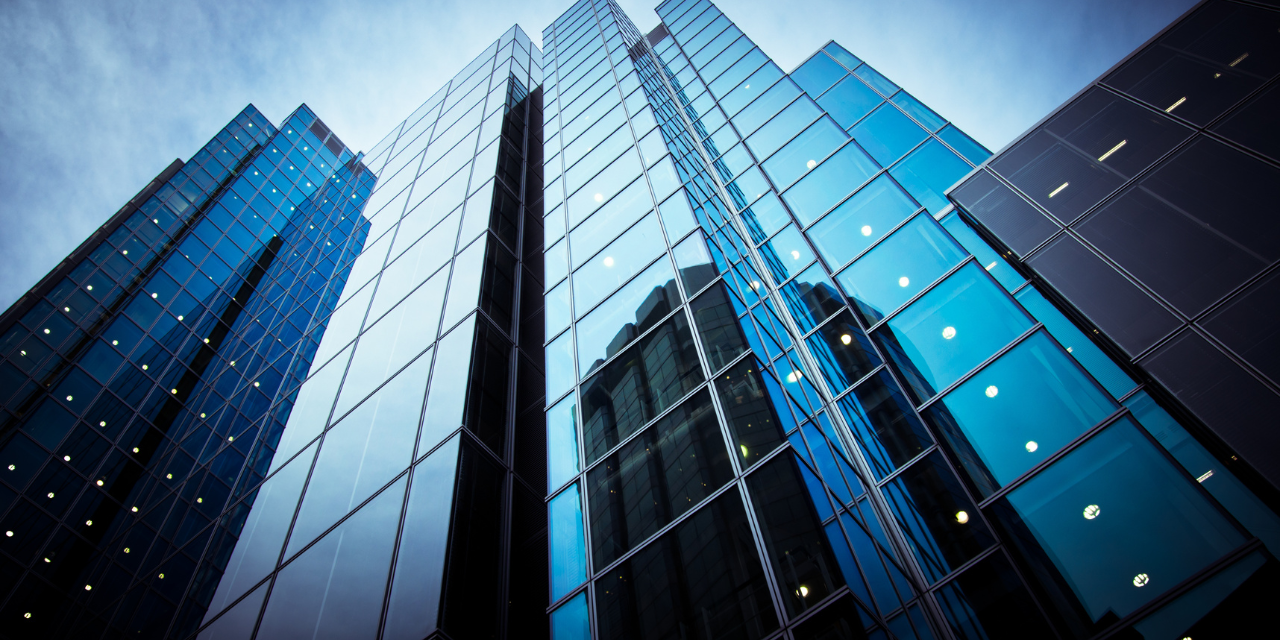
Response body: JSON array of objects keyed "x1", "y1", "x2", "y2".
[{"x1": 3, "y1": 1, "x2": 1278, "y2": 639}]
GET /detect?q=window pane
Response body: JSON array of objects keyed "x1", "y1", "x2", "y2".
[
  {"x1": 836, "y1": 213, "x2": 967, "y2": 326},
  {"x1": 732, "y1": 77, "x2": 801, "y2": 133},
  {"x1": 572, "y1": 214, "x2": 666, "y2": 314},
  {"x1": 817, "y1": 75, "x2": 883, "y2": 129},
  {"x1": 575, "y1": 257, "x2": 680, "y2": 376},
  {"x1": 948, "y1": 170, "x2": 1058, "y2": 258},
  {"x1": 761, "y1": 117, "x2": 848, "y2": 189},
  {"x1": 938, "y1": 125, "x2": 990, "y2": 166},
  {"x1": 567, "y1": 151, "x2": 643, "y2": 228},
  {"x1": 806, "y1": 175, "x2": 917, "y2": 269},
  {"x1": 781, "y1": 263, "x2": 845, "y2": 333},
  {"x1": 891, "y1": 91, "x2": 946, "y2": 132},
  {"x1": 806, "y1": 310, "x2": 881, "y2": 393},
  {"x1": 690, "y1": 282, "x2": 750, "y2": 372},
  {"x1": 716, "y1": 357, "x2": 795, "y2": 468},
  {"x1": 838, "y1": 369, "x2": 933, "y2": 481},
  {"x1": 759, "y1": 224, "x2": 815, "y2": 283},
  {"x1": 672, "y1": 232, "x2": 718, "y2": 295},
  {"x1": 851, "y1": 103, "x2": 929, "y2": 167},
  {"x1": 792, "y1": 52, "x2": 848, "y2": 96},
  {"x1": 883, "y1": 451, "x2": 995, "y2": 582},
  {"x1": 1013, "y1": 286, "x2": 1136, "y2": 400},
  {"x1": 782, "y1": 143, "x2": 878, "y2": 224},
  {"x1": 745, "y1": 96, "x2": 822, "y2": 160},
  {"x1": 550, "y1": 592, "x2": 592, "y2": 640},
  {"x1": 550, "y1": 482, "x2": 588, "y2": 600},
  {"x1": 888, "y1": 138, "x2": 972, "y2": 214},
  {"x1": 936, "y1": 552, "x2": 1055, "y2": 640},
  {"x1": 547, "y1": 394, "x2": 580, "y2": 492},
  {"x1": 570, "y1": 177, "x2": 654, "y2": 264}
]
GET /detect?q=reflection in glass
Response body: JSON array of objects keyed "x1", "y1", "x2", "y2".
[
  {"x1": 550, "y1": 482, "x2": 588, "y2": 601},
  {"x1": 551, "y1": 592, "x2": 592, "y2": 640},
  {"x1": 1013, "y1": 286, "x2": 1136, "y2": 400},
  {"x1": 781, "y1": 263, "x2": 845, "y2": 334},
  {"x1": 884, "y1": 451, "x2": 995, "y2": 582},
  {"x1": 715, "y1": 357, "x2": 794, "y2": 468},
  {"x1": 806, "y1": 310, "x2": 881, "y2": 393},
  {"x1": 836, "y1": 213, "x2": 967, "y2": 326},
  {"x1": 851, "y1": 103, "x2": 928, "y2": 168},
  {"x1": 888, "y1": 139, "x2": 971, "y2": 214},
  {"x1": 839, "y1": 369, "x2": 933, "y2": 480},
  {"x1": 572, "y1": 214, "x2": 666, "y2": 314},
  {"x1": 935, "y1": 551, "x2": 1054, "y2": 640},
  {"x1": 547, "y1": 395, "x2": 580, "y2": 493},
  {"x1": 783, "y1": 142, "x2": 879, "y2": 224},
  {"x1": 574, "y1": 258, "x2": 680, "y2": 375},
  {"x1": 689, "y1": 282, "x2": 749, "y2": 373}
]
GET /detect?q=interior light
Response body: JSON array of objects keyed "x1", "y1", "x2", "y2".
[
  {"x1": 985, "y1": 261, "x2": 998, "y2": 271},
  {"x1": 6, "y1": 465, "x2": 12, "y2": 471},
  {"x1": 86, "y1": 285, "x2": 93, "y2": 290},
  {"x1": 985, "y1": 385, "x2": 999, "y2": 398},
  {"x1": 142, "y1": 364, "x2": 148, "y2": 370},
  {"x1": 1025, "y1": 441, "x2": 1038, "y2": 453},
  {"x1": 1229, "y1": 52, "x2": 1248, "y2": 67},
  {"x1": 43, "y1": 328, "x2": 50, "y2": 334},
  {"x1": 131, "y1": 506, "x2": 138, "y2": 512},
  {"x1": 1197, "y1": 470, "x2": 1214, "y2": 483},
  {"x1": 99, "y1": 421, "x2": 106, "y2": 427},
  {"x1": 806, "y1": 159, "x2": 817, "y2": 170},
  {"x1": 124, "y1": 547, "x2": 131, "y2": 552},
  {"x1": 96, "y1": 480, "x2": 104, "y2": 486},
  {"x1": 85, "y1": 520, "x2": 92, "y2": 526},
  {"x1": 786, "y1": 370, "x2": 802, "y2": 383},
  {"x1": 797, "y1": 585, "x2": 809, "y2": 597},
  {"x1": 177, "y1": 315, "x2": 183, "y2": 321},
  {"x1": 151, "y1": 292, "x2": 157, "y2": 298},
  {"x1": 1165, "y1": 97, "x2": 1186, "y2": 113},
  {"x1": 112, "y1": 340, "x2": 118, "y2": 345},
  {"x1": 1133, "y1": 573, "x2": 1149, "y2": 587},
  {"x1": 122, "y1": 250, "x2": 128, "y2": 255},
  {"x1": 254, "y1": 381, "x2": 260, "y2": 387},
  {"x1": 84, "y1": 585, "x2": 92, "y2": 591},
  {"x1": 942, "y1": 326, "x2": 956, "y2": 340},
  {"x1": 603, "y1": 256, "x2": 615, "y2": 267},
  {"x1": 133, "y1": 447, "x2": 139, "y2": 453},
  {"x1": 898, "y1": 276, "x2": 909, "y2": 287},
  {"x1": 47, "y1": 492, "x2": 54, "y2": 499},
  {"x1": 1048, "y1": 182, "x2": 1069, "y2": 198},
  {"x1": 24, "y1": 613, "x2": 30, "y2": 618},
  {"x1": 791, "y1": 250, "x2": 801, "y2": 260},
  {"x1": 593, "y1": 193, "x2": 604, "y2": 202},
  {"x1": 740, "y1": 444, "x2": 749, "y2": 457},
  {"x1": 66, "y1": 396, "x2": 73, "y2": 402},
  {"x1": 5, "y1": 531, "x2": 12, "y2": 537},
  {"x1": 63, "y1": 455, "x2": 70, "y2": 462},
  {"x1": 840, "y1": 334, "x2": 852, "y2": 345},
  {"x1": 1097, "y1": 139, "x2": 1127, "y2": 162},
  {"x1": 64, "y1": 306, "x2": 70, "y2": 312},
  {"x1": 1083, "y1": 504, "x2": 1100, "y2": 520},
  {"x1": 860, "y1": 225, "x2": 872, "y2": 236},
  {"x1": 166, "y1": 474, "x2": 173, "y2": 479},
  {"x1": 201, "y1": 413, "x2": 206, "y2": 418},
  {"x1": 744, "y1": 84, "x2": 750, "y2": 89},
  {"x1": 955, "y1": 511, "x2": 969, "y2": 524}
]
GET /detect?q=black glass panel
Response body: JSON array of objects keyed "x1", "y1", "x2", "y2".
[
  {"x1": 948, "y1": 171, "x2": 1059, "y2": 258},
  {"x1": 935, "y1": 552, "x2": 1054, "y2": 640},
  {"x1": 690, "y1": 282, "x2": 750, "y2": 373},
  {"x1": 1212, "y1": 82, "x2": 1280, "y2": 160},
  {"x1": 883, "y1": 451, "x2": 995, "y2": 582},
  {"x1": 587, "y1": 389, "x2": 732, "y2": 569},
  {"x1": 791, "y1": 593, "x2": 874, "y2": 640},
  {"x1": 1202, "y1": 269, "x2": 1280, "y2": 386},
  {"x1": 716, "y1": 357, "x2": 795, "y2": 469},
  {"x1": 594, "y1": 489, "x2": 779, "y2": 640}
]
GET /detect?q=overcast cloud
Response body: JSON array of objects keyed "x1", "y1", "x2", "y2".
[{"x1": 0, "y1": 0, "x2": 1194, "y2": 309}]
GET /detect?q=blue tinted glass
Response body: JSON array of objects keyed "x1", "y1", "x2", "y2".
[
  {"x1": 851, "y1": 103, "x2": 929, "y2": 167},
  {"x1": 703, "y1": 39, "x2": 755, "y2": 92},
  {"x1": 807, "y1": 310, "x2": 881, "y2": 393},
  {"x1": 546, "y1": 239, "x2": 569, "y2": 289},
  {"x1": 927, "y1": 331, "x2": 1117, "y2": 497},
  {"x1": 782, "y1": 263, "x2": 845, "y2": 333},
  {"x1": 547, "y1": 395, "x2": 580, "y2": 492},
  {"x1": 659, "y1": 191, "x2": 698, "y2": 240},
  {"x1": 728, "y1": 165, "x2": 771, "y2": 207},
  {"x1": 547, "y1": 330, "x2": 575, "y2": 402},
  {"x1": 889, "y1": 138, "x2": 973, "y2": 214},
  {"x1": 817, "y1": 75, "x2": 883, "y2": 129},
  {"x1": 1126, "y1": 390, "x2": 1280, "y2": 556},
  {"x1": 550, "y1": 482, "x2": 588, "y2": 600},
  {"x1": 822, "y1": 42, "x2": 862, "y2": 71},
  {"x1": 570, "y1": 178, "x2": 653, "y2": 262},
  {"x1": 998, "y1": 419, "x2": 1243, "y2": 625},
  {"x1": 1014, "y1": 286, "x2": 1137, "y2": 399},
  {"x1": 839, "y1": 369, "x2": 933, "y2": 480},
  {"x1": 732, "y1": 77, "x2": 801, "y2": 133},
  {"x1": 890, "y1": 91, "x2": 946, "y2": 132},
  {"x1": 938, "y1": 124, "x2": 991, "y2": 165},
  {"x1": 792, "y1": 52, "x2": 848, "y2": 96},
  {"x1": 761, "y1": 117, "x2": 848, "y2": 189},
  {"x1": 572, "y1": 214, "x2": 666, "y2": 315},
  {"x1": 708, "y1": 47, "x2": 766, "y2": 97},
  {"x1": 550, "y1": 592, "x2": 591, "y2": 640},
  {"x1": 547, "y1": 280, "x2": 572, "y2": 341},
  {"x1": 759, "y1": 225, "x2": 815, "y2": 282},
  {"x1": 745, "y1": 97, "x2": 822, "y2": 160},
  {"x1": 719, "y1": 62, "x2": 785, "y2": 117},
  {"x1": 782, "y1": 143, "x2": 878, "y2": 224},
  {"x1": 805, "y1": 174, "x2": 918, "y2": 263},
  {"x1": 740, "y1": 192, "x2": 792, "y2": 242},
  {"x1": 575, "y1": 257, "x2": 680, "y2": 375},
  {"x1": 940, "y1": 212, "x2": 1025, "y2": 292},
  {"x1": 566, "y1": 151, "x2": 643, "y2": 228},
  {"x1": 852, "y1": 64, "x2": 898, "y2": 96},
  {"x1": 672, "y1": 232, "x2": 717, "y2": 295},
  {"x1": 876, "y1": 262, "x2": 1033, "y2": 402},
  {"x1": 884, "y1": 451, "x2": 994, "y2": 581},
  {"x1": 836, "y1": 214, "x2": 967, "y2": 325}
]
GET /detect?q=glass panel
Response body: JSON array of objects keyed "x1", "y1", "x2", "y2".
[
  {"x1": 781, "y1": 263, "x2": 845, "y2": 333},
  {"x1": 567, "y1": 152, "x2": 643, "y2": 229},
  {"x1": 572, "y1": 214, "x2": 666, "y2": 314},
  {"x1": 762, "y1": 117, "x2": 848, "y2": 189},
  {"x1": 759, "y1": 225, "x2": 815, "y2": 283},
  {"x1": 874, "y1": 262, "x2": 1033, "y2": 403},
  {"x1": 991, "y1": 419, "x2": 1244, "y2": 634},
  {"x1": 948, "y1": 170, "x2": 1058, "y2": 258},
  {"x1": 580, "y1": 312, "x2": 704, "y2": 463},
  {"x1": 851, "y1": 103, "x2": 929, "y2": 167},
  {"x1": 838, "y1": 369, "x2": 933, "y2": 481},
  {"x1": 547, "y1": 280, "x2": 572, "y2": 342},
  {"x1": 548, "y1": 394, "x2": 581, "y2": 493},
  {"x1": 690, "y1": 282, "x2": 749, "y2": 372},
  {"x1": 672, "y1": 232, "x2": 717, "y2": 295},
  {"x1": 884, "y1": 451, "x2": 995, "y2": 582},
  {"x1": 748, "y1": 454, "x2": 847, "y2": 616},
  {"x1": 817, "y1": 75, "x2": 882, "y2": 130},
  {"x1": 939, "y1": 212, "x2": 1024, "y2": 292},
  {"x1": 1212, "y1": 82, "x2": 1280, "y2": 160},
  {"x1": 936, "y1": 552, "x2": 1055, "y2": 640},
  {"x1": 925, "y1": 331, "x2": 1117, "y2": 497},
  {"x1": 836, "y1": 214, "x2": 967, "y2": 326},
  {"x1": 740, "y1": 192, "x2": 791, "y2": 242},
  {"x1": 593, "y1": 489, "x2": 778, "y2": 640},
  {"x1": 547, "y1": 330, "x2": 576, "y2": 403},
  {"x1": 550, "y1": 482, "x2": 588, "y2": 601},
  {"x1": 1013, "y1": 286, "x2": 1136, "y2": 400},
  {"x1": 744, "y1": 96, "x2": 822, "y2": 161},
  {"x1": 721, "y1": 63, "x2": 787, "y2": 120},
  {"x1": 782, "y1": 142, "x2": 879, "y2": 224},
  {"x1": 891, "y1": 91, "x2": 946, "y2": 132},
  {"x1": 551, "y1": 592, "x2": 592, "y2": 640},
  {"x1": 1128, "y1": 551, "x2": 1274, "y2": 640},
  {"x1": 716, "y1": 357, "x2": 795, "y2": 468},
  {"x1": 852, "y1": 64, "x2": 898, "y2": 97},
  {"x1": 807, "y1": 310, "x2": 880, "y2": 393},
  {"x1": 888, "y1": 139, "x2": 972, "y2": 214},
  {"x1": 805, "y1": 175, "x2": 917, "y2": 268},
  {"x1": 570, "y1": 177, "x2": 654, "y2": 264},
  {"x1": 792, "y1": 52, "x2": 849, "y2": 96},
  {"x1": 937, "y1": 125, "x2": 990, "y2": 166},
  {"x1": 575, "y1": 257, "x2": 680, "y2": 376},
  {"x1": 587, "y1": 389, "x2": 732, "y2": 569}
]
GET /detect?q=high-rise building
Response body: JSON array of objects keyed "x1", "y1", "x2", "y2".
[{"x1": 1, "y1": 1, "x2": 1277, "y2": 639}]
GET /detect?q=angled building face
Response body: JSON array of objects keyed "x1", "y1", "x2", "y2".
[{"x1": 2, "y1": 1, "x2": 1279, "y2": 639}]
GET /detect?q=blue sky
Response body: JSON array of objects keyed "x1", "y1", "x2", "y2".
[{"x1": 0, "y1": 0, "x2": 1194, "y2": 309}]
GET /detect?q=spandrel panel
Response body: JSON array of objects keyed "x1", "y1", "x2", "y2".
[
  {"x1": 575, "y1": 257, "x2": 680, "y2": 376},
  {"x1": 991, "y1": 419, "x2": 1244, "y2": 631},
  {"x1": 579, "y1": 311, "x2": 703, "y2": 464},
  {"x1": 572, "y1": 214, "x2": 666, "y2": 315},
  {"x1": 782, "y1": 142, "x2": 879, "y2": 225},
  {"x1": 836, "y1": 213, "x2": 967, "y2": 326},
  {"x1": 874, "y1": 262, "x2": 1033, "y2": 403},
  {"x1": 924, "y1": 331, "x2": 1117, "y2": 498},
  {"x1": 254, "y1": 475, "x2": 405, "y2": 640},
  {"x1": 593, "y1": 489, "x2": 779, "y2": 640},
  {"x1": 587, "y1": 389, "x2": 731, "y2": 569},
  {"x1": 286, "y1": 351, "x2": 430, "y2": 555}
]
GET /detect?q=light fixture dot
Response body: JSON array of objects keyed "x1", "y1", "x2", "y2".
[
  {"x1": 1133, "y1": 573, "x2": 1149, "y2": 587},
  {"x1": 63, "y1": 455, "x2": 70, "y2": 462},
  {"x1": 860, "y1": 225, "x2": 872, "y2": 236},
  {"x1": 593, "y1": 193, "x2": 604, "y2": 202},
  {"x1": 602, "y1": 256, "x2": 615, "y2": 267},
  {"x1": 985, "y1": 385, "x2": 999, "y2": 398},
  {"x1": 898, "y1": 276, "x2": 910, "y2": 287},
  {"x1": 942, "y1": 326, "x2": 957, "y2": 340},
  {"x1": 806, "y1": 159, "x2": 817, "y2": 170},
  {"x1": 956, "y1": 511, "x2": 969, "y2": 524},
  {"x1": 1084, "y1": 504, "x2": 1100, "y2": 520},
  {"x1": 840, "y1": 334, "x2": 852, "y2": 345},
  {"x1": 1025, "y1": 441, "x2": 1038, "y2": 453}
]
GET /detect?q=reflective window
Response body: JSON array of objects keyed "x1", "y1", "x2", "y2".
[
  {"x1": 570, "y1": 178, "x2": 654, "y2": 263},
  {"x1": 851, "y1": 103, "x2": 929, "y2": 167},
  {"x1": 991, "y1": 419, "x2": 1244, "y2": 631},
  {"x1": 938, "y1": 125, "x2": 990, "y2": 165},
  {"x1": 566, "y1": 151, "x2": 643, "y2": 228},
  {"x1": 836, "y1": 213, "x2": 967, "y2": 326},
  {"x1": 587, "y1": 389, "x2": 732, "y2": 568},
  {"x1": 817, "y1": 75, "x2": 883, "y2": 129},
  {"x1": 805, "y1": 175, "x2": 917, "y2": 268},
  {"x1": 875, "y1": 262, "x2": 1033, "y2": 403},
  {"x1": 659, "y1": 191, "x2": 698, "y2": 241},
  {"x1": 550, "y1": 482, "x2": 588, "y2": 600},
  {"x1": 792, "y1": 52, "x2": 848, "y2": 97},
  {"x1": 740, "y1": 191, "x2": 791, "y2": 241},
  {"x1": 781, "y1": 263, "x2": 845, "y2": 333},
  {"x1": 672, "y1": 232, "x2": 718, "y2": 295},
  {"x1": 1213, "y1": 82, "x2": 1280, "y2": 160},
  {"x1": 572, "y1": 214, "x2": 666, "y2": 315},
  {"x1": 806, "y1": 310, "x2": 881, "y2": 392},
  {"x1": 547, "y1": 394, "x2": 581, "y2": 493},
  {"x1": 575, "y1": 257, "x2": 680, "y2": 375},
  {"x1": 891, "y1": 91, "x2": 946, "y2": 132},
  {"x1": 888, "y1": 138, "x2": 972, "y2": 214},
  {"x1": 759, "y1": 224, "x2": 815, "y2": 282},
  {"x1": 948, "y1": 171, "x2": 1058, "y2": 258},
  {"x1": 761, "y1": 117, "x2": 848, "y2": 189},
  {"x1": 719, "y1": 61, "x2": 785, "y2": 118},
  {"x1": 782, "y1": 142, "x2": 879, "y2": 224},
  {"x1": 1013, "y1": 286, "x2": 1136, "y2": 400},
  {"x1": 939, "y1": 212, "x2": 1024, "y2": 292},
  {"x1": 852, "y1": 64, "x2": 898, "y2": 97},
  {"x1": 547, "y1": 330, "x2": 576, "y2": 402},
  {"x1": 547, "y1": 280, "x2": 572, "y2": 341},
  {"x1": 838, "y1": 369, "x2": 933, "y2": 480},
  {"x1": 732, "y1": 77, "x2": 800, "y2": 133},
  {"x1": 884, "y1": 451, "x2": 994, "y2": 581},
  {"x1": 936, "y1": 552, "x2": 1055, "y2": 640},
  {"x1": 551, "y1": 592, "x2": 591, "y2": 640},
  {"x1": 716, "y1": 357, "x2": 794, "y2": 468},
  {"x1": 690, "y1": 282, "x2": 749, "y2": 372}
]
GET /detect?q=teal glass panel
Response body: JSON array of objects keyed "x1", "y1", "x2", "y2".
[
  {"x1": 782, "y1": 142, "x2": 878, "y2": 224},
  {"x1": 572, "y1": 214, "x2": 666, "y2": 315},
  {"x1": 836, "y1": 214, "x2": 967, "y2": 326},
  {"x1": 875, "y1": 262, "x2": 1033, "y2": 403},
  {"x1": 822, "y1": 42, "x2": 862, "y2": 71},
  {"x1": 547, "y1": 330, "x2": 575, "y2": 402},
  {"x1": 1013, "y1": 286, "x2": 1137, "y2": 399},
  {"x1": 550, "y1": 592, "x2": 591, "y2": 640},
  {"x1": 817, "y1": 75, "x2": 882, "y2": 130},
  {"x1": 995, "y1": 419, "x2": 1244, "y2": 629},
  {"x1": 889, "y1": 138, "x2": 973, "y2": 214},
  {"x1": 851, "y1": 103, "x2": 929, "y2": 167},
  {"x1": 1126, "y1": 390, "x2": 1280, "y2": 556},
  {"x1": 781, "y1": 263, "x2": 845, "y2": 333},
  {"x1": 890, "y1": 91, "x2": 946, "y2": 132},
  {"x1": 759, "y1": 224, "x2": 815, "y2": 283},
  {"x1": 745, "y1": 97, "x2": 822, "y2": 160},
  {"x1": 939, "y1": 212, "x2": 1025, "y2": 292},
  {"x1": 805, "y1": 174, "x2": 917, "y2": 265},
  {"x1": 732, "y1": 77, "x2": 801, "y2": 133},
  {"x1": 740, "y1": 192, "x2": 791, "y2": 242},
  {"x1": 1128, "y1": 551, "x2": 1271, "y2": 640},
  {"x1": 853, "y1": 64, "x2": 898, "y2": 96},
  {"x1": 547, "y1": 394, "x2": 580, "y2": 493},
  {"x1": 550, "y1": 482, "x2": 588, "y2": 601},
  {"x1": 925, "y1": 331, "x2": 1118, "y2": 497},
  {"x1": 792, "y1": 51, "x2": 848, "y2": 97},
  {"x1": 884, "y1": 451, "x2": 995, "y2": 581},
  {"x1": 761, "y1": 117, "x2": 848, "y2": 189},
  {"x1": 938, "y1": 124, "x2": 991, "y2": 165}
]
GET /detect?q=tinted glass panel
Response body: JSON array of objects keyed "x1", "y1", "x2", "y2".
[
  {"x1": 838, "y1": 369, "x2": 933, "y2": 481},
  {"x1": 948, "y1": 171, "x2": 1058, "y2": 258},
  {"x1": 575, "y1": 258, "x2": 680, "y2": 376},
  {"x1": 806, "y1": 310, "x2": 881, "y2": 393},
  {"x1": 884, "y1": 451, "x2": 995, "y2": 582},
  {"x1": 792, "y1": 52, "x2": 849, "y2": 96},
  {"x1": 836, "y1": 214, "x2": 967, "y2": 326},
  {"x1": 851, "y1": 103, "x2": 929, "y2": 167},
  {"x1": 888, "y1": 139, "x2": 972, "y2": 214},
  {"x1": 817, "y1": 75, "x2": 883, "y2": 129},
  {"x1": 550, "y1": 482, "x2": 588, "y2": 600},
  {"x1": 716, "y1": 357, "x2": 794, "y2": 468},
  {"x1": 936, "y1": 552, "x2": 1055, "y2": 640},
  {"x1": 782, "y1": 143, "x2": 879, "y2": 224}
]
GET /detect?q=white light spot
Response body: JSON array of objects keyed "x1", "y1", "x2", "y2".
[
  {"x1": 593, "y1": 193, "x2": 604, "y2": 202},
  {"x1": 861, "y1": 225, "x2": 872, "y2": 236},
  {"x1": 602, "y1": 256, "x2": 615, "y2": 267},
  {"x1": 985, "y1": 385, "x2": 999, "y2": 398},
  {"x1": 806, "y1": 159, "x2": 817, "y2": 170},
  {"x1": 942, "y1": 326, "x2": 956, "y2": 340},
  {"x1": 791, "y1": 250, "x2": 801, "y2": 260},
  {"x1": 1133, "y1": 573, "x2": 1149, "y2": 587},
  {"x1": 1025, "y1": 441, "x2": 1038, "y2": 453},
  {"x1": 1084, "y1": 504, "x2": 1100, "y2": 520},
  {"x1": 955, "y1": 511, "x2": 969, "y2": 524},
  {"x1": 840, "y1": 334, "x2": 852, "y2": 345},
  {"x1": 898, "y1": 276, "x2": 910, "y2": 287}
]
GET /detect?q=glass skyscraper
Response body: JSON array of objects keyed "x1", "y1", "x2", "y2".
[{"x1": 1, "y1": 1, "x2": 1277, "y2": 639}]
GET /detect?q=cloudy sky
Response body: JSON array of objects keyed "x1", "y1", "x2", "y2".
[{"x1": 0, "y1": 0, "x2": 1193, "y2": 310}]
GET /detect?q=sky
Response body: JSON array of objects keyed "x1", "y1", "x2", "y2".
[{"x1": 0, "y1": 0, "x2": 1195, "y2": 310}]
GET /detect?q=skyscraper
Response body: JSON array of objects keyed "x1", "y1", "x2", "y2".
[{"x1": 1, "y1": 1, "x2": 1277, "y2": 639}]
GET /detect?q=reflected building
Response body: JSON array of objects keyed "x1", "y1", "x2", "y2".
[{"x1": 2, "y1": 1, "x2": 1279, "y2": 639}]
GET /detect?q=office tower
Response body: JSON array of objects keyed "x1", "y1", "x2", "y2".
[{"x1": 541, "y1": 1, "x2": 1279, "y2": 640}]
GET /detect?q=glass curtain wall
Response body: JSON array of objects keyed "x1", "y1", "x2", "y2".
[{"x1": 546, "y1": 0, "x2": 1280, "y2": 639}]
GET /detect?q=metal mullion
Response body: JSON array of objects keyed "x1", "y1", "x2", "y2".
[
  {"x1": 863, "y1": 255, "x2": 979, "y2": 336},
  {"x1": 913, "y1": 321, "x2": 1044, "y2": 414}
]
